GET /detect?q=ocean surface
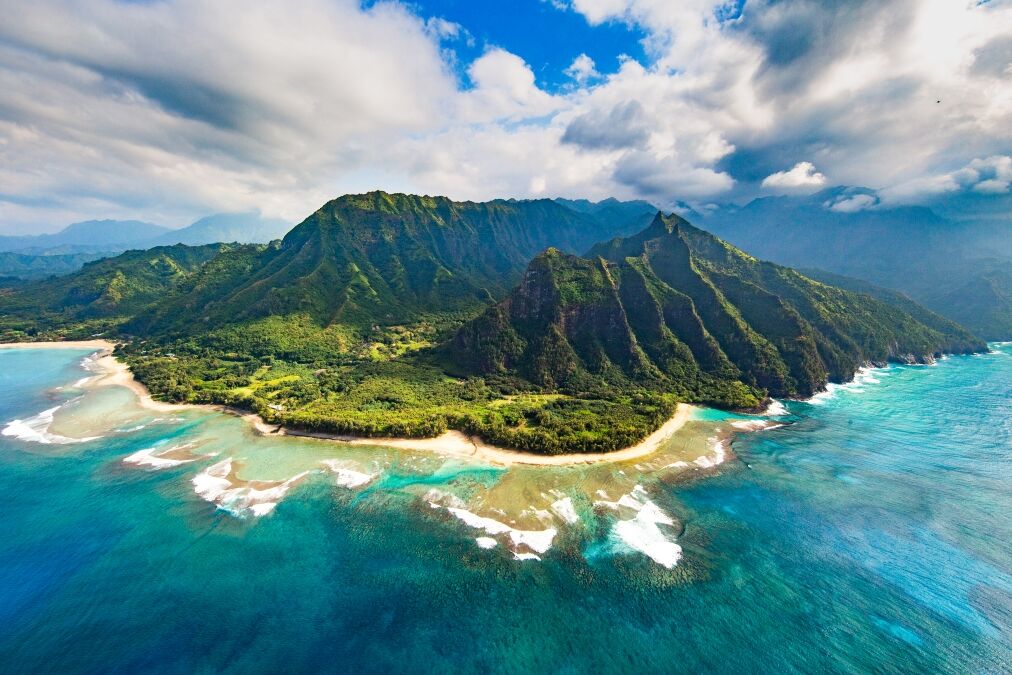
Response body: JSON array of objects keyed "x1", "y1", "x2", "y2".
[{"x1": 0, "y1": 345, "x2": 1009, "y2": 673}]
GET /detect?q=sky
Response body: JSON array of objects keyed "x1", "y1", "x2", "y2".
[{"x1": 0, "y1": 0, "x2": 1010, "y2": 233}]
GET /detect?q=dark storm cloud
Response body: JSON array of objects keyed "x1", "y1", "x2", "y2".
[{"x1": 561, "y1": 100, "x2": 650, "y2": 150}]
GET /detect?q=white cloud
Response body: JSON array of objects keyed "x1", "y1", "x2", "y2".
[
  {"x1": 0, "y1": 0, "x2": 459, "y2": 229},
  {"x1": 761, "y1": 162, "x2": 827, "y2": 193},
  {"x1": 563, "y1": 0, "x2": 1011, "y2": 194},
  {"x1": 565, "y1": 54, "x2": 600, "y2": 85},
  {"x1": 974, "y1": 179, "x2": 1009, "y2": 194},
  {"x1": 460, "y1": 48, "x2": 560, "y2": 122},
  {"x1": 0, "y1": 0, "x2": 1008, "y2": 232},
  {"x1": 826, "y1": 193, "x2": 878, "y2": 213},
  {"x1": 881, "y1": 154, "x2": 1012, "y2": 202},
  {"x1": 425, "y1": 17, "x2": 468, "y2": 42}
]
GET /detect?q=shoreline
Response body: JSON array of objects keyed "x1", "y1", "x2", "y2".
[
  {"x1": 0, "y1": 339, "x2": 116, "y2": 350},
  {"x1": 5, "y1": 340, "x2": 698, "y2": 467},
  {"x1": 252, "y1": 403, "x2": 697, "y2": 467}
]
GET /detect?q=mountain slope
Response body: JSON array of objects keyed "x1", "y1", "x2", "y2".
[
  {"x1": 455, "y1": 214, "x2": 984, "y2": 405},
  {"x1": 696, "y1": 190, "x2": 1012, "y2": 339},
  {"x1": 0, "y1": 244, "x2": 237, "y2": 340},
  {"x1": 142, "y1": 191, "x2": 642, "y2": 332},
  {"x1": 0, "y1": 250, "x2": 116, "y2": 280},
  {"x1": 0, "y1": 194, "x2": 990, "y2": 455},
  {"x1": 797, "y1": 267, "x2": 992, "y2": 340}
]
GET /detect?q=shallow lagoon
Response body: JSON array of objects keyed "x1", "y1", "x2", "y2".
[{"x1": 0, "y1": 345, "x2": 1009, "y2": 672}]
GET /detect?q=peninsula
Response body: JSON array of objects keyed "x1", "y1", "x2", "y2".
[{"x1": 0, "y1": 192, "x2": 985, "y2": 455}]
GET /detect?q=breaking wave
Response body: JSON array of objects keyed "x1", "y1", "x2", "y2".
[
  {"x1": 2, "y1": 402, "x2": 100, "y2": 445},
  {"x1": 595, "y1": 485, "x2": 682, "y2": 569}
]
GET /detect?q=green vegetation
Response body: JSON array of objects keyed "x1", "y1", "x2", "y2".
[
  {"x1": 116, "y1": 340, "x2": 677, "y2": 454},
  {"x1": 0, "y1": 250, "x2": 117, "y2": 280},
  {"x1": 0, "y1": 243, "x2": 237, "y2": 341},
  {"x1": 456, "y1": 213, "x2": 983, "y2": 408},
  {"x1": 133, "y1": 191, "x2": 633, "y2": 334},
  {"x1": 0, "y1": 192, "x2": 988, "y2": 454}
]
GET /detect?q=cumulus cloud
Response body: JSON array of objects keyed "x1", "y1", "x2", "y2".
[
  {"x1": 613, "y1": 152, "x2": 735, "y2": 199},
  {"x1": 560, "y1": 0, "x2": 1011, "y2": 193},
  {"x1": 761, "y1": 162, "x2": 827, "y2": 192},
  {"x1": 881, "y1": 155, "x2": 1012, "y2": 203},
  {"x1": 0, "y1": 0, "x2": 461, "y2": 230},
  {"x1": 967, "y1": 155, "x2": 1012, "y2": 194},
  {"x1": 565, "y1": 53, "x2": 600, "y2": 85},
  {"x1": 460, "y1": 48, "x2": 560, "y2": 122},
  {"x1": 0, "y1": 0, "x2": 1008, "y2": 232}
]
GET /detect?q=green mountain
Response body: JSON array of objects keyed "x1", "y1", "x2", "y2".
[
  {"x1": 0, "y1": 244, "x2": 236, "y2": 340},
  {"x1": 796, "y1": 267, "x2": 995, "y2": 340},
  {"x1": 455, "y1": 214, "x2": 983, "y2": 406},
  {"x1": 0, "y1": 193, "x2": 989, "y2": 455},
  {"x1": 0, "y1": 250, "x2": 116, "y2": 280},
  {"x1": 0, "y1": 214, "x2": 291, "y2": 281},
  {"x1": 139, "y1": 191, "x2": 640, "y2": 333}
]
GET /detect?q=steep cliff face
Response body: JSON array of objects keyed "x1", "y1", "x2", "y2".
[
  {"x1": 136, "y1": 191, "x2": 640, "y2": 332},
  {"x1": 454, "y1": 248, "x2": 765, "y2": 407},
  {"x1": 455, "y1": 214, "x2": 985, "y2": 406}
]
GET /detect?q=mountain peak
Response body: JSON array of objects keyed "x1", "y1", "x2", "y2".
[
  {"x1": 455, "y1": 213, "x2": 983, "y2": 405},
  {"x1": 144, "y1": 194, "x2": 655, "y2": 331}
]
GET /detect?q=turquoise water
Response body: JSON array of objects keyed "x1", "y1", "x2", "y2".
[{"x1": 0, "y1": 345, "x2": 1009, "y2": 673}]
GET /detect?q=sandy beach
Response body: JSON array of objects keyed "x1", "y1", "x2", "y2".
[
  {"x1": 0, "y1": 340, "x2": 116, "y2": 350},
  {"x1": 3, "y1": 340, "x2": 697, "y2": 467},
  {"x1": 264, "y1": 403, "x2": 697, "y2": 466}
]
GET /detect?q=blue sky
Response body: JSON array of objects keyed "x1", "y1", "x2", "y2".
[
  {"x1": 400, "y1": 0, "x2": 647, "y2": 91},
  {"x1": 0, "y1": 0, "x2": 1009, "y2": 232}
]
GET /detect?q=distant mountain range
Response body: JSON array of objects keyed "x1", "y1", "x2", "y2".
[
  {"x1": 0, "y1": 212, "x2": 291, "y2": 279},
  {"x1": 146, "y1": 212, "x2": 292, "y2": 248},
  {"x1": 690, "y1": 189, "x2": 1012, "y2": 340},
  {"x1": 0, "y1": 220, "x2": 172, "y2": 255}
]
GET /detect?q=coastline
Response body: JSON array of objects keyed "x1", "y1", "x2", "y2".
[
  {"x1": 0, "y1": 340, "x2": 116, "y2": 350},
  {"x1": 5, "y1": 340, "x2": 698, "y2": 467},
  {"x1": 253, "y1": 403, "x2": 697, "y2": 467}
]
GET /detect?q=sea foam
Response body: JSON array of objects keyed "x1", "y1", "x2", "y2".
[
  {"x1": 192, "y1": 458, "x2": 310, "y2": 518},
  {"x1": 320, "y1": 459, "x2": 375, "y2": 488},
  {"x1": 2, "y1": 404, "x2": 100, "y2": 445},
  {"x1": 763, "y1": 399, "x2": 789, "y2": 417},
  {"x1": 123, "y1": 442, "x2": 197, "y2": 469},
  {"x1": 808, "y1": 366, "x2": 887, "y2": 405},
  {"x1": 550, "y1": 497, "x2": 579, "y2": 524},
  {"x1": 434, "y1": 503, "x2": 558, "y2": 561},
  {"x1": 730, "y1": 419, "x2": 786, "y2": 432},
  {"x1": 596, "y1": 485, "x2": 682, "y2": 569}
]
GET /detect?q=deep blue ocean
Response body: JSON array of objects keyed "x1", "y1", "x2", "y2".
[{"x1": 0, "y1": 345, "x2": 1009, "y2": 673}]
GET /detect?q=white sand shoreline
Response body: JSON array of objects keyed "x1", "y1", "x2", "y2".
[
  {"x1": 3, "y1": 340, "x2": 698, "y2": 467},
  {"x1": 253, "y1": 404, "x2": 697, "y2": 467},
  {"x1": 0, "y1": 339, "x2": 115, "y2": 350}
]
